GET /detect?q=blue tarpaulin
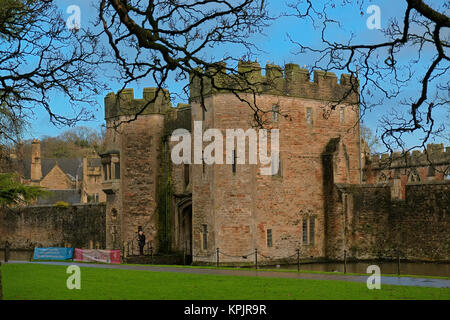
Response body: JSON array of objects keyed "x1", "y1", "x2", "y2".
[{"x1": 33, "y1": 247, "x2": 74, "y2": 260}]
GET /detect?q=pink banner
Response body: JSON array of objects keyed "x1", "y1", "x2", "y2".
[{"x1": 74, "y1": 248, "x2": 121, "y2": 264}]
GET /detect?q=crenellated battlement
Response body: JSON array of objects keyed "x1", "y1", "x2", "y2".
[
  {"x1": 189, "y1": 61, "x2": 359, "y2": 104},
  {"x1": 104, "y1": 87, "x2": 171, "y2": 120},
  {"x1": 369, "y1": 144, "x2": 450, "y2": 169},
  {"x1": 165, "y1": 103, "x2": 191, "y2": 135}
]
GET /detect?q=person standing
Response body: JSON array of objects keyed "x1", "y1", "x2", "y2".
[{"x1": 138, "y1": 230, "x2": 146, "y2": 256}]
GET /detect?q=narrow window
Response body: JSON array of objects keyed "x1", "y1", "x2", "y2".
[
  {"x1": 111, "y1": 208, "x2": 118, "y2": 220},
  {"x1": 271, "y1": 154, "x2": 281, "y2": 177},
  {"x1": 202, "y1": 151, "x2": 205, "y2": 175},
  {"x1": 302, "y1": 218, "x2": 308, "y2": 244},
  {"x1": 267, "y1": 229, "x2": 273, "y2": 247},
  {"x1": 277, "y1": 156, "x2": 282, "y2": 177},
  {"x1": 272, "y1": 105, "x2": 279, "y2": 122},
  {"x1": 309, "y1": 217, "x2": 315, "y2": 245},
  {"x1": 114, "y1": 162, "x2": 120, "y2": 179},
  {"x1": 108, "y1": 164, "x2": 111, "y2": 181},
  {"x1": 202, "y1": 225, "x2": 208, "y2": 250},
  {"x1": 184, "y1": 164, "x2": 190, "y2": 187},
  {"x1": 232, "y1": 150, "x2": 236, "y2": 174},
  {"x1": 103, "y1": 164, "x2": 108, "y2": 180},
  {"x1": 306, "y1": 108, "x2": 312, "y2": 125},
  {"x1": 340, "y1": 107, "x2": 345, "y2": 123}
]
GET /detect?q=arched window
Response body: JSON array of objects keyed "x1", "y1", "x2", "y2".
[
  {"x1": 301, "y1": 215, "x2": 315, "y2": 246},
  {"x1": 378, "y1": 172, "x2": 388, "y2": 184},
  {"x1": 111, "y1": 208, "x2": 118, "y2": 221},
  {"x1": 407, "y1": 169, "x2": 421, "y2": 183}
]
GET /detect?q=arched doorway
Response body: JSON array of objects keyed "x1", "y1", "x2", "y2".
[
  {"x1": 176, "y1": 198, "x2": 192, "y2": 263},
  {"x1": 179, "y1": 204, "x2": 192, "y2": 256}
]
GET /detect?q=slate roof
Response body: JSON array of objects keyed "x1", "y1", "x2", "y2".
[{"x1": 22, "y1": 158, "x2": 84, "y2": 181}]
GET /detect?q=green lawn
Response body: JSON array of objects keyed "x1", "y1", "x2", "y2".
[{"x1": 1, "y1": 263, "x2": 449, "y2": 300}]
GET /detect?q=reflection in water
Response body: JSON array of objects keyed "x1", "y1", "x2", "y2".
[
  {"x1": 261, "y1": 261, "x2": 450, "y2": 277},
  {"x1": 2, "y1": 249, "x2": 449, "y2": 278}
]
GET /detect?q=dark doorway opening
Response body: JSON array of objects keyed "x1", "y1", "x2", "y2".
[{"x1": 179, "y1": 204, "x2": 192, "y2": 264}]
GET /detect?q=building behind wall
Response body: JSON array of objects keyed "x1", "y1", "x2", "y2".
[{"x1": 9, "y1": 139, "x2": 106, "y2": 205}]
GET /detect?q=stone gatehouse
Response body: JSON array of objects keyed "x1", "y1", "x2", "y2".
[{"x1": 100, "y1": 61, "x2": 450, "y2": 264}]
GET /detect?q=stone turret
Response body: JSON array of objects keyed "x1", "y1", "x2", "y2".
[
  {"x1": 104, "y1": 87, "x2": 171, "y2": 120},
  {"x1": 189, "y1": 61, "x2": 359, "y2": 104}
]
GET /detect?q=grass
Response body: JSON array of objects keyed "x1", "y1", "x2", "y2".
[
  {"x1": 27, "y1": 259, "x2": 450, "y2": 280},
  {"x1": 2, "y1": 263, "x2": 449, "y2": 300}
]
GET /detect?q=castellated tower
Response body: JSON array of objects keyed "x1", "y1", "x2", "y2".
[
  {"x1": 189, "y1": 61, "x2": 361, "y2": 264},
  {"x1": 102, "y1": 88, "x2": 171, "y2": 251}
]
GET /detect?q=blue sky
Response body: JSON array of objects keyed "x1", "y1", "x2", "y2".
[{"x1": 25, "y1": 1, "x2": 449, "y2": 152}]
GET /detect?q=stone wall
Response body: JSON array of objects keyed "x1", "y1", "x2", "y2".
[
  {"x1": 0, "y1": 204, "x2": 106, "y2": 249},
  {"x1": 328, "y1": 181, "x2": 450, "y2": 262},
  {"x1": 364, "y1": 144, "x2": 449, "y2": 200}
]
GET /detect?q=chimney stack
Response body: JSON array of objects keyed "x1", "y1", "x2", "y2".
[{"x1": 31, "y1": 139, "x2": 42, "y2": 181}]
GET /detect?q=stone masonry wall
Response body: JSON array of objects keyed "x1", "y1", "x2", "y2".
[
  {"x1": 0, "y1": 204, "x2": 106, "y2": 249},
  {"x1": 120, "y1": 115, "x2": 165, "y2": 250},
  {"x1": 330, "y1": 181, "x2": 450, "y2": 262}
]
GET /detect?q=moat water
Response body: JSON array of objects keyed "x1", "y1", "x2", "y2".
[
  {"x1": 260, "y1": 261, "x2": 450, "y2": 277},
  {"x1": 2, "y1": 250, "x2": 449, "y2": 278}
]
